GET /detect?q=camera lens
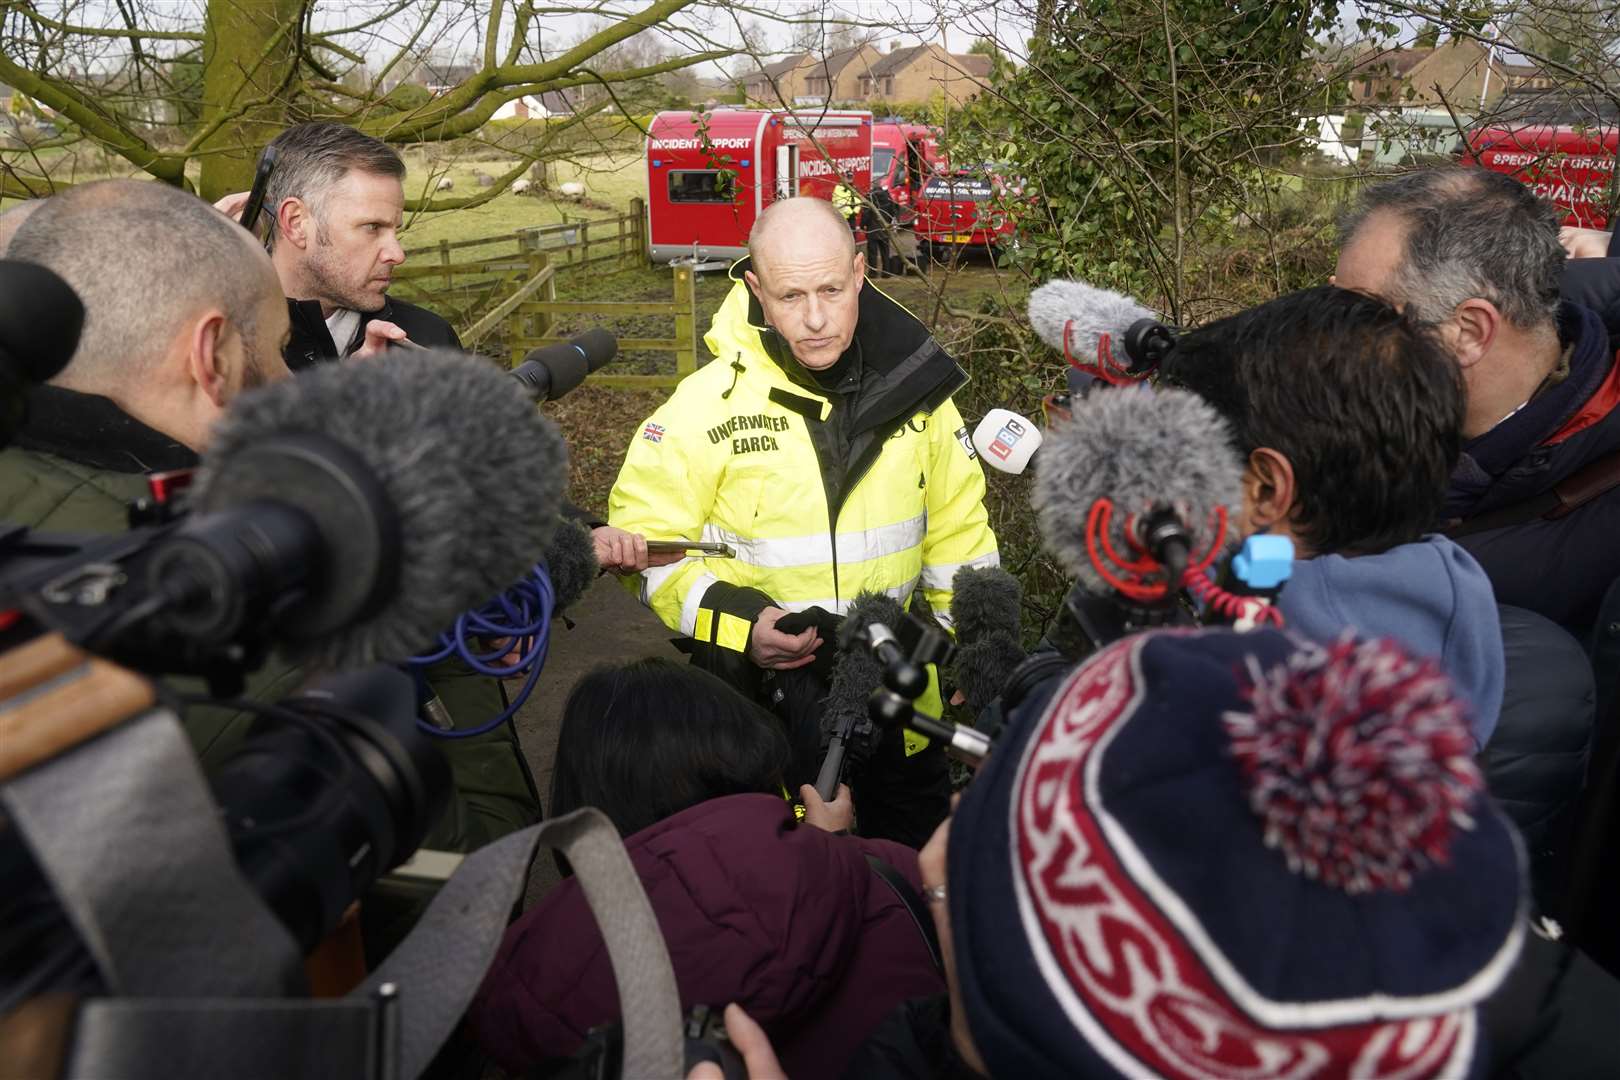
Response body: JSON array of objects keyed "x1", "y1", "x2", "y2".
[{"x1": 210, "y1": 666, "x2": 449, "y2": 952}]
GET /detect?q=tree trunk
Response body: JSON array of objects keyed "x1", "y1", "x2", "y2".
[{"x1": 197, "y1": 0, "x2": 303, "y2": 200}]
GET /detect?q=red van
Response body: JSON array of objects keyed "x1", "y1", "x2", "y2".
[
  {"x1": 1464, "y1": 124, "x2": 1619, "y2": 228},
  {"x1": 645, "y1": 109, "x2": 873, "y2": 265},
  {"x1": 912, "y1": 165, "x2": 1025, "y2": 263},
  {"x1": 871, "y1": 121, "x2": 939, "y2": 212}
]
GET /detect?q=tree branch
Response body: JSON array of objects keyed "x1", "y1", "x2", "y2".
[
  {"x1": 5, "y1": 1, "x2": 205, "y2": 41},
  {"x1": 0, "y1": 53, "x2": 180, "y2": 181}
]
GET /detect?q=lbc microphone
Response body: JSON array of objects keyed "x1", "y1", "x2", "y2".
[
  {"x1": 1027, "y1": 279, "x2": 1177, "y2": 388},
  {"x1": 972, "y1": 409, "x2": 1042, "y2": 475},
  {"x1": 1032, "y1": 386, "x2": 1242, "y2": 602},
  {"x1": 509, "y1": 329, "x2": 616, "y2": 403},
  {"x1": 187, "y1": 349, "x2": 568, "y2": 670}
]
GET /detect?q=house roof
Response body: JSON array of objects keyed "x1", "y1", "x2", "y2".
[
  {"x1": 536, "y1": 90, "x2": 575, "y2": 113},
  {"x1": 1346, "y1": 46, "x2": 1433, "y2": 78},
  {"x1": 954, "y1": 53, "x2": 993, "y2": 79},
  {"x1": 418, "y1": 60, "x2": 480, "y2": 87},
  {"x1": 809, "y1": 42, "x2": 877, "y2": 79},
  {"x1": 869, "y1": 44, "x2": 930, "y2": 78},
  {"x1": 743, "y1": 52, "x2": 809, "y2": 84}
]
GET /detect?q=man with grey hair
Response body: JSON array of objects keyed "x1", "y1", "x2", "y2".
[
  {"x1": 1335, "y1": 167, "x2": 1620, "y2": 644},
  {"x1": 250, "y1": 122, "x2": 460, "y2": 367},
  {"x1": 610, "y1": 196, "x2": 998, "y2": 845}
]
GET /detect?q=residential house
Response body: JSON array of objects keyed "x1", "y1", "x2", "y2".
[
  {"x1": 857, "y1": 43, "x2": 990, "y2": 104},
  {"x1": 739, "y1": 42, "x2": 884, "y2": 106},
  {"x1": 1343, "y1": 38, "x2": 1538, "y2": 111},
  {"x1": 491, "y1": 90, "x2": 578, "y2": 121},
  {"x1": 415, "y1": 60, "x2": 481, "y2": 96}
]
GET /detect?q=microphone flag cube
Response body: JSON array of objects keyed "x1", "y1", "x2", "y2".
[{"x1": 972, "y1": 409, "x2": 1042, "y2": 475}]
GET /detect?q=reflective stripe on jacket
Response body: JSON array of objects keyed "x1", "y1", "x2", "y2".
[{"x1": 609, "y1": 264, "x2": 998, "y2": 659}]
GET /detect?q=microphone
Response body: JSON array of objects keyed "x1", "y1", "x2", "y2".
[
  {"x1": 948, "y1": 566, "x2": 1027, "y2": 714},
  {"x1": 1, "y1": 261, "x2": 84, "y2": 447},
  {"x1": 187, "y1": 349, "x2": 569, "y2": 670},
  {"x1": 508, "y1": 329, "x2": 617, "y2": 402},
  {"x1": 972, "y1": 409, "x2": 1043, "y2": 475},
  {"x1": 815, "y1": 591, "x2": 910, "y2": 800},
  {"x1": 542, "y1": 518, "x2": 599, "y2": 612},
  {"x1": 1032, "y1": 386, "x2": 1242, "y2": 602},
  {"x1": 1027, "y1": 279, "x2": 1177, "y2": 387}
]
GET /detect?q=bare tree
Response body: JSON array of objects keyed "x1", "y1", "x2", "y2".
[{"x1": 0, "y1": 0, "x2": 741, "y2": 202}]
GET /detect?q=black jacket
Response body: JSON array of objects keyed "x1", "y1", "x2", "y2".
[
  {"x1": 1482, "y1": 605, "x2": 1595, "y2": 917},
  {"x1": 1444, "y1": 302, "x2": 1620, "y2": 641},
  {"x1": 283, "y1": 295, "x2": 462, "y2": 370}
]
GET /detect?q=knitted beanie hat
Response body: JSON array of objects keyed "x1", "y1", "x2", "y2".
[{"x1": 948, "y1": 627, "x2": 1524, "y2": 1079}]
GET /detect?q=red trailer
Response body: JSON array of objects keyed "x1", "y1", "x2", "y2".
[
  {"x1": 1464, "y1": 124, "x2": 1619, "y2": 228},
  {"x1": 645, "y1": 109, "x2": 873, "y2": 265}
]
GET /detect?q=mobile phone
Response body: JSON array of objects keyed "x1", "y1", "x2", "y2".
[
  {"x1": 239, "y1": 146, "x2": 279, "y2": 241},
  {"x1": 645, "y1": 540, "x2": 735, "y2": 558}
]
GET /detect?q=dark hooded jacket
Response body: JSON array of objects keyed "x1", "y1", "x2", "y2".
[
  {"x1": 466, "y1": 793, "x2": 945, "y2": 1078},
  {"x1": 1444, "y1": 301, "x2": 1620, "y2": 641}
]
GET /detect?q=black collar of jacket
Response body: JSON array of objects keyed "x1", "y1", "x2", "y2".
[
  {"x1": 286, "y1": 296, "x2": 402, "y2": 370},
  {"x1": 728, "y1": 256, "x2": 966, "y2": 429},
  {"x1": 285, "y1": 297, "x2": 343, "y2": 370},
  {"x1": 15, "y1": 385, "x2": 198, "y2": 473}
]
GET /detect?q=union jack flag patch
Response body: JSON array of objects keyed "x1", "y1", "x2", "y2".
[{"x1": 642, "y1": 423, "x2": 665, "y2": 443}]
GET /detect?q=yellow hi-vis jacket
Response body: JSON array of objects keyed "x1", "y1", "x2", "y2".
[
  {"x1": 609, "y1": 262, "x2": 998, "y2": 661},
  {"x1": 832, "y1": 181, "x2": 860, "y2": 222}
]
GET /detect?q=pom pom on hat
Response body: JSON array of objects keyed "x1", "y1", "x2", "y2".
[{"x1": 1223, "y1": 634, "x2": 1485, "y2": 894}]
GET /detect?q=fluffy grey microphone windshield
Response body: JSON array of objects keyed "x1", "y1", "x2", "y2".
[
  {"x1": 821, "y1": 591, "x2": 909, "y2": 746},
  {"x1": 950, "y1": 566, "x2": 1027, "y2": 713},
  {"x1": 544, "y1": 517, "x2": 598, "y2": 612},
  {"x1": 1027, "y1": 279, "x2": 1158, "y2": 357},
  {"x1": 1032, "y1": 386, "x2": 1243, "y2": 593},
  {"x1": 195, "y1": 349, "x2": 567, "y2": 669}
]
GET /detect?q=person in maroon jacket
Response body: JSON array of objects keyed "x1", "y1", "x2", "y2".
[{"x1": 465, "y1": 659, "x2": 943, "y2": 1077}]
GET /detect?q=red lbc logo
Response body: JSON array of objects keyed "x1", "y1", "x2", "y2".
[{"x1": 987, "y1": 418, "x2": 1028, "y2": 460}]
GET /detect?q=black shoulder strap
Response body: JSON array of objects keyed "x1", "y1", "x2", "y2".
[
  {"x1": 1448, "y1": 445, "x2": 1620, "y2": 539},
  {"x1": 865, "y1": 854, "x2": 943, "y2": 973}
]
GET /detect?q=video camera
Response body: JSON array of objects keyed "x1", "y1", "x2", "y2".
[{"x1": 0, "y1": 258, "x2": 578, "y2": 1078}]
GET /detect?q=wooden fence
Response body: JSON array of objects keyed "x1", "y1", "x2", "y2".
[
  {"x1": 389, "y1": 198, "x2": 648, "y2": 334},
  {"x1": 492, "y1": 258, "x2": 698, "y2": 391}
]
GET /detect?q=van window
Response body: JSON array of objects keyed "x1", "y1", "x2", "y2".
[
  {"x1": 668, "y1": 170, "x2": 736, "y2": 203},
  {"x1": 873, "y1": 147, "x2": 896, "y2": 181}
]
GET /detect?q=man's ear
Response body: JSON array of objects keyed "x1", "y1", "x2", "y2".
[
  {"x1": 1243, "y1": 447, "x2": 1297, "y2": 533},
  {"x1": 743, "y1": 268, "x2": 762, "y2": 299},
  {"x1": 1447, "y1": 298, "x2": 1501, "y2": 370},
  {"x1": 852, "y1": 249, "x2": 866, "y2": 290},
  {"x1": 276, "y1": 196, "x2": 313, "y2": 251},
  {"x1": 185, "y1": 310, "x2": 232, "y2": 408}
]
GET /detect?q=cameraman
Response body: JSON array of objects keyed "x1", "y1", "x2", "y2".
[{"x1": 2, "y1": 180, "x2": 537, "y2": 854}]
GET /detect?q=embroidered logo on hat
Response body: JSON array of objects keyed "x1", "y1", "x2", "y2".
[{"x1": 1005, "y1": 630, "x2": 1520, "y2": 1080}]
